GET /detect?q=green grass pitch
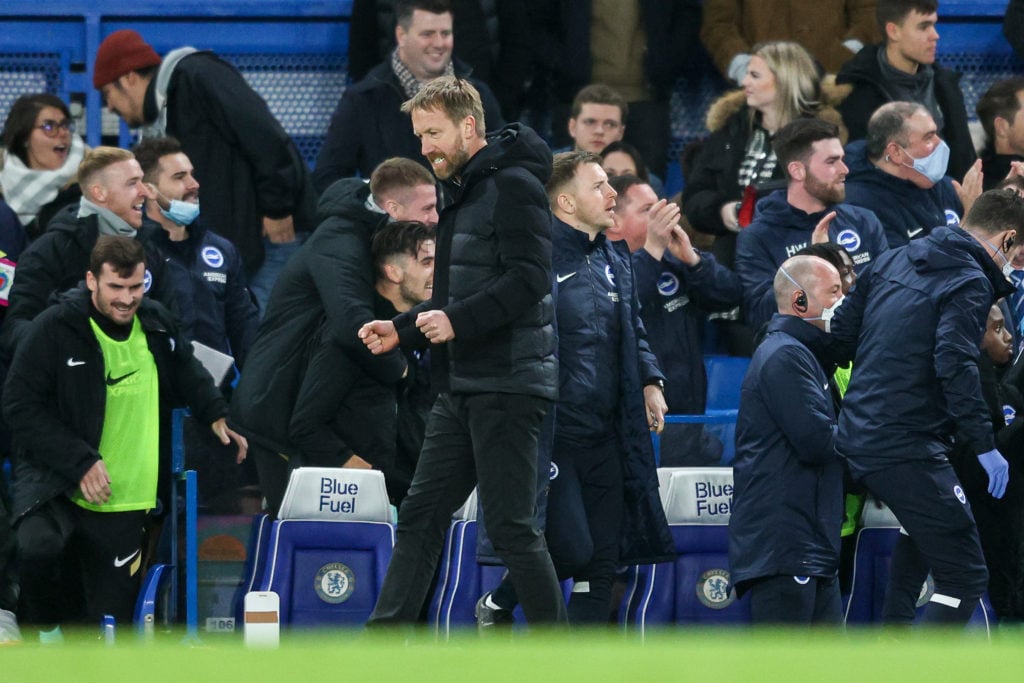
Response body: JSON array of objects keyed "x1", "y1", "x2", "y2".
[{"x1": 4, "y1": 627, "x2": 1024, "y2": 682}]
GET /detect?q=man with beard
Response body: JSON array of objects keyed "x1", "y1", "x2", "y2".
[
  {"x1": 4, "y1": 236, "x2": 245, "y2": 635},
  {"x1": 135, "y1": 136, "x2": 260, "y2": 513},
  {"x1": 359, "y1": 76, "x2": 566, "y2": 626},
  {"x1": 134, "y1": 137, "x2": 258, "y2": 370},
  {"x1": 736, "y1": 118, "x2": 888, "y2": 332},
  {"x1": 92, "y1": 29, "x2": 317, "y2": 311}
]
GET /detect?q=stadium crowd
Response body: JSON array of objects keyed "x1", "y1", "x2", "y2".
[{"x1": 1, "y1": 0, "x2": 1024, "y2": 642}]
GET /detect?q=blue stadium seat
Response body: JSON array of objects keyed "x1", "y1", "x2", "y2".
[
  {"x1": 429, "y1": 489, "x2": 572, "y2": 635},
  {"x1": 429, "y1": 519, "x2": 516, "y2": 635},
  {"x1": 254, "y1": 469, "x2": 395, "y2": 627},
  {"x1": 703, "y1": 355, "x2": 750, "y2": 412},
  {"x1": 844, "y1": 501, "x2": 901, "y2": 624},
  {"x1": 655, "y1": 356, "x2": 749, "y2": 465},
  {"x1": 622, "y1": 468, "x2": 749, "y2": 635},
  {"x1": 233, "y1": 514, "x2": 272, "y2": 626}
]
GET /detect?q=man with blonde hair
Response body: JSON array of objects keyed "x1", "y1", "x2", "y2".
[
  {"x1": 359, "y1": 76, "x2": 566, "y2": 626},
  {"x1": 1, "y1": 147, "x2": 175, "y2": 357}
]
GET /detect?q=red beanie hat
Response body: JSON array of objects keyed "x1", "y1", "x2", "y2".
[{"x1": 93, "y1": 30, "x2": 162, "y2": 89}]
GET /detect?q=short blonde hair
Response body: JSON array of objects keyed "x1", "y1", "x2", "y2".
[
  {"x1": 401, "y1": 76, "x2": 485, "y2": 136},
  {"x1": 78, "y1": 146, "x2": 135, "y2": 189}
]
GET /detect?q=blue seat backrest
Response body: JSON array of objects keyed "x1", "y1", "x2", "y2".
[
  {"x1": 259, "y1": 519, "x2": 394, "y2": 627},
  {"x1": 703, "y1": 355, "x2": 751, "y2": 412},
  {"x1": 234, "y1": 514, "x2": 272, "y2": 626},
  {"x1": 623, "y1": 468, "x2": 749, "y2": 632},
  {"x1": 845, "y1": 524, "x2": 994, "y2": 629}
]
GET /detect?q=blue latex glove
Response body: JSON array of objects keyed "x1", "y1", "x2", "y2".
[{"x1": 977, "y1": 449, "x2": 1009, "y2": 499}]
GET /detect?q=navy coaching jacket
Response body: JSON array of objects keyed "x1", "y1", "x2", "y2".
[
  {"x1": 549, "y1": 218, "x2": 674, "y2": 565},
  {"x1": 831, "y1": 225, "x2": 1016, "y2": 478},
  {"x1": 729, "y1": 314, "x2": 842, "y2": 590}
]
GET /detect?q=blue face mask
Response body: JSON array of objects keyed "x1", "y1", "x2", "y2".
[
  {"x1": 160, "y1": 199, "x2": 200, "y2": 226},
  {"x1": 901, "y1": 139, "x2": 950, "y2": 184},
  {"x1": 977, "y1": 234, "x2": 1017, "y2": 280}
]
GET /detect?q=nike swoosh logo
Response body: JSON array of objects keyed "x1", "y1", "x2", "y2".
[
  {"x1": 556, "y1": 272, "x2": 577, "y2": 283},
  {"x1": 907, "y1": 227, "x2": 924, "y2": 238},
  {"x1": 66, "y1": 358, "x2": 86, "y2": 367},
  {"x1": 106, "y1": 370, "x2": 138, "y2": 386},
  {"x1": 114, "y1": 549, "x2": 140, "y2": 568}
]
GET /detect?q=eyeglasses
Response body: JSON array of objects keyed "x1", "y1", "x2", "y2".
[
  {"x1": 1004, "y1": 233, "x2": 1016, "y2": 254},
  {"x1": 36, "y1": 119, "x2": 75, "y2": 137}
]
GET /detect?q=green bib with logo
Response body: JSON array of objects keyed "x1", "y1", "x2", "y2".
[{"x1": 72, "y1": 316, "x2": 160, "y2": 512}]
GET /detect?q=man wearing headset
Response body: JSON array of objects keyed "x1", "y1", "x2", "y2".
[{"x1": 728, "y1": 254, "x2": 846, "y2": 624}]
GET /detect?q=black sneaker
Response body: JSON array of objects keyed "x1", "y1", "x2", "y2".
[{"x1": 475, "y1": 592, "x2": 514, "y2": 628}]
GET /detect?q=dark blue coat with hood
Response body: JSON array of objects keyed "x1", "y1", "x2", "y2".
[
  {"x1": 549, "y1": 218, "x2": 674, "y2": 565},
  {"x1": 842, "y1": 140, "x2": 962, "y2": 249},
  {"x1": 729, "y1": 314, "x2": 842, "y2": 590},
  {"x1": 831, "y1": 225, "x2": 1016, "y2": 479},
  {"x1": 736, "y1": 189, "x2": 889, "y2": 330}
]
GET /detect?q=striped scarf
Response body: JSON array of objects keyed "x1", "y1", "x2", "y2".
[
  {"x1": 390, "y1": 47, "x2": 455, "y2": 100},
  {"x1": 0, "y1": 135, "x2": 85, "y2": 226}
]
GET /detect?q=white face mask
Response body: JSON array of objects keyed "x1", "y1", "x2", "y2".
[
  {"x1": 808, "y1": 296, "x2": 845, "y2": 333},
  {"x1": 779, "y1": 265, "x2": 844, "y2": 332}
]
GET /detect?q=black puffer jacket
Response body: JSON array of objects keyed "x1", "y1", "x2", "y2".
[
  {"x1": 4, "y1": 288, "x2": 225, "y2": 519},
  {"x1": 394, "y1": 123, "x2": 557, "y2": 399},
  {"x1": 229, "y1": 179, "x2": 407, "y2": 449}
]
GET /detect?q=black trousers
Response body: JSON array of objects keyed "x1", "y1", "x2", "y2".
[
  {"x1": 493, "y1": 435, "x2": 625, "y2": 623},
  {"x1": 748, "y1": 575, "x2": 843, "y2": 626},
  {"x1": 369, "y1": 392, "x2": 566, "y2": 626},
  {"x1": 0, "y1": 471, "x2": 17, "y2": 613},
  {"x1": 16, "y1": 497, "x2": 147, "y2": 626},
  {"x1": 860, "y1": 459, "x2": 989, "y2": 626}
]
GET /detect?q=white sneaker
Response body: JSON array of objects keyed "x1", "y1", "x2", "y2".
[{"x1": 0, "y1": 608, "x2": 22, "y2": 643}]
